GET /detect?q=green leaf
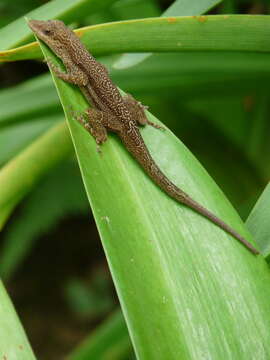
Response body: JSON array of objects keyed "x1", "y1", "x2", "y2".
[
  {"x1": 111, "y1": 52, "x2": 270, "y2": 98},
  {"x1": 244, "y1": 95, "x2": 270, "y2": 177},
  {"x1": 166, "y1": 0, "x2": 222, "y2": 16},
  {"x1": 0, "y1": 117, "x2": 58, "y2": 164},
  {"x1": 115, "y1": 0, "x2": 222, "y2": 68},
  {"x1": 111, "y1": 0, "x2": 161, "y2": 20},
  {"x1": 0, "y1": 280, "x2": 36, "y2": 359},
  {"x1": 35, "y1": 24, "x2": 270, "y2": 360},
  {"x1": 68, "y1": 310, "x2": 132, "y2": 360},
  {"x1": 64, "y1": 273, "x2": 113, "y2": 318},
  {"x1": 246, "y1": 183, "x2": 270, "y2": 258},
  {"x1": 0, "y1": 122, "x2": 72, "y2": 229},
  {"x1": 0, "y1": 0, "x2": 119, "y2": 50},
  {"x1": 0, "y1": 73, "x2": 60, "y2": 126},
  {"x1": 2, "y1": 51, "x2": 270, "y2": 130},
  {"x1": 187, "y1": 94, "x2": 270, "y2": 179},
  {"x1": 221, "y1": 0, "x2": 236, "y2": 13},
  {"x1": 2, "y1": 15, "x2": 270, "y2": 62},
  {"x1": 0, "y1": 160, "x2": 88, "y2": 280}
]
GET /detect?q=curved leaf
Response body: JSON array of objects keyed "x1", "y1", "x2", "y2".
[
  {"x1": 36, "y1": 28, "x2": 270, "y2": 359},
  {"x1": 2, "y1": 15, "x2": 270, "y2": 62},
  {"x1": 246, "y1": 183, "x2": 270, "y2": 258},
  {"x1": 115, "y1": 0, "x2": 222, "y2": 68},
  {"x1": 0, "y1": 281, "x2": 36, "y2": 359},
  {"x1": 69, "y1": 310, "x2": 131, "y2": 360},
  {"x1": 0, "y1": 122, "x2": 72, "y2": 229},
  {"x1": 0, "y1": 0, "x2": 118, "y2": 51}
]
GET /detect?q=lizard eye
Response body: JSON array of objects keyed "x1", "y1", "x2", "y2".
[{"x1": 43, "y1": 29, "x2": 51, "y2": 35}]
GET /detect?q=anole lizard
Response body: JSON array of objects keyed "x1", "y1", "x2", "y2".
[{"x1": 28, "y1": 19, "x2": 259, "y2": 255}]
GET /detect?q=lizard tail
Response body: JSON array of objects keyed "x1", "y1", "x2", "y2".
[
  {"x1": 173, "y1": 192, "x2": 259, "y2": 255},
  {"x1": 157, "y1": 175, "x2": 258, "y2": 255},
  {"x1": 122, "y1": 133, "x2": 259, "y2": 254},
  {"x1": 151, "y1": 166, "x2": 259, "y2": 254}
]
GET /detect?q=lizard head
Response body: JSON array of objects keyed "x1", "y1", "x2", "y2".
[{"x1": 28, "y1": 19, "x2": 73, "y2": 46}]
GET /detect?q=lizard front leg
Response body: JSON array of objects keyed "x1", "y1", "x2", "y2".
[
  {"x1": 124, "y1": 94, "x2": 164, "y2": 130},
  {"x1": 46, "y1": 58, "x2": 88, "y2": 86}
]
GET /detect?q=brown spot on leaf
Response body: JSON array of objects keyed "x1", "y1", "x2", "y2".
[
  {"x1": 19, "y1": 345, "x2": 24, "y2": 350},
  {"x1": 74, "y1": 29, "x2": 84, "y2": 37},
  {"x1": 198, "y1": 16, "x2": 207, "y2": 23},
  {"x1": 192, "y1": 15, "x2": 207, "y2": 23},
  {"x1": 167, "y1": 17, "x2": 176, "y2": 23}
]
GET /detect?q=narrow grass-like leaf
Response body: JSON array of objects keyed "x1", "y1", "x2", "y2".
[
  {"x1": 111, "y1": 0, "x2": 161, "y2": 20},
  {"x1": 0, "y1": 0, "x2": 118, "y2": 50},
  {"x1": 245, "y1": 96, "x2": 270, "y2": 176},
  {"x1": 35, "y1": 27, "x2": 270, "y2": 359},
  {"x1": 0, "y1": 73, "x2": 60, "y2": 126},
  {"x1": 187, "y1": 94, "x2": 270, "y2": 179},
  {"x1": 68, "y1": 310, "x2": 131, "y2": 360},
  {"x1": 221, "y1": 0, "x2": 236, "y2": 13},
  {"x1": 3, "y1": 49, "x2": 270, "y2": 129},
  {"x1": 0, "y1": 122, "x2": 72, "y2": 229},
  {"x1": 2, "y1": 15, "x2": 270, "y2": 62},
  {"x1": 246, "y1": 183, "x2": 270, "y2": 258},
  {"x1": 112, "y1": 52, "x2": 270, "y2": 97},
  {"x1": 115, "y1": 0, "x2": 222, "y2": 69},
  {"x1": 0, "y1": 160, "x2": 88, "y2": 280},
  {"x1": 164, "y1": 0, "x2": 222, "y2": 16},
  {"x1": 0, "y1": 116, "x2": 59, "y2": 164},
  {"x1": 0, "y1": 280, "x2": 36, "y2": 359}
]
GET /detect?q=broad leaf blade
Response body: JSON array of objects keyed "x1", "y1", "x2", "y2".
[
  {"x1": 34, "y1": 27, "x2": 270, "y2": 360},
  {"x1": 115, "y1": 0, "x2": 222, "y2": 69}
]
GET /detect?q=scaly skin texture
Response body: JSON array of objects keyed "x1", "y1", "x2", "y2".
[{"x1": 28, "y1": 19, "x2": 259, "y2": 254}]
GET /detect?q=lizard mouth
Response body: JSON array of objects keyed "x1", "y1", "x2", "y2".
[
  {"x1": 27, "y1": 19, "x2": 46, "y2": 33},
  {"x1": 27, "y1": 19, "x2": 55, "y2": 43}
]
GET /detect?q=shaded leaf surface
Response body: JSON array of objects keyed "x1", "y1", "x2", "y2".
[{"x1": 36, "y1": 31, "x2": 270, "y2": 359}]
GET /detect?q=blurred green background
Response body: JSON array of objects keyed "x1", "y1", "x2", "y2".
[{"x1": 1, "y1": 0, "x2": 270, "y2": 359}]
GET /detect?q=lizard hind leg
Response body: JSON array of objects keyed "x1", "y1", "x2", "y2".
[
  {"x1": 85, "y1": 108, "x2": 123, "y2": 139},
  {"x1": 71, "y1": 108, "x2": 108, "y2": 154},
  {"x1": 72, "y1": 106, "x2": 123, "y2": 152},
  {"x1": 83, "y1": 109, "x2": 108, "y2": 146},
  {"x1": 75, "y1": 108, "x2": 123, "y2": 153},
  {"x1": 124, "y1": 94, "x2": 164, "y2": 130}
]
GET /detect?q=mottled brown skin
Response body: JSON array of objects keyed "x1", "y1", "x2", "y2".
[{"x1": 28, "y1": 19, "x2": 259, "y2": 255}]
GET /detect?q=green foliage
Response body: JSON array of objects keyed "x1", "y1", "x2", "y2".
[
  {"x1": 0, "y1": 160, "x2": 88, "y2": 280},
  {"x1": 0, "y1": 0, "x2": 119, "y2": 50},
  {"x1": 1, "y1": 0, "x2": 270, "y2": 359},
  {"x1": 247, "y1": 183, "x2": 270, "y2": 258},
  {"x1": 69, "y1": 309, "x2": 132, "y2": 360},
  {"x1": 0, "y1": 281, "x2": 36, "y2": 359}
]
